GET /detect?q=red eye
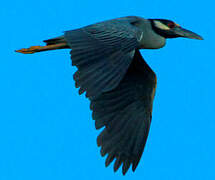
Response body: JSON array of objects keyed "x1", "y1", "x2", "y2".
[{"x1": 168, "y1": 22, "x2": 175, "y2": 28}]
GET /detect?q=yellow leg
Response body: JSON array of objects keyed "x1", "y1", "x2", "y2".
[
  {"x1": 15, "y1": 46, "x2": 44, "y2": 54},
  {"x1": 15, "y1": 43, "x2": 69, "y2": 54}
]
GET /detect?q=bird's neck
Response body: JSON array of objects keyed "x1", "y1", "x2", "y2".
[{"x1": 136, "y1": 19, "x2": 166, "y2": 49}]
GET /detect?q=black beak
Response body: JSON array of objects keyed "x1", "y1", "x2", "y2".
[{"x1": 173, "y1": 26, "x2": 203, "y2": 40}]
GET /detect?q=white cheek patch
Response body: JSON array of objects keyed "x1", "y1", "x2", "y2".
[{"x1": 154, "y1": 21, "x2": 170, "y2": 30}]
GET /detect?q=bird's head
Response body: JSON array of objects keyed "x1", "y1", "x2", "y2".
[{"x1": 149, "y1": 19, "x2": 203, "y2": 40}]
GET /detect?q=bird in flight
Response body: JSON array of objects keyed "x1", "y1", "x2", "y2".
[{"x1": 16, "y1": 16, "x2": 203, "y2": 175}]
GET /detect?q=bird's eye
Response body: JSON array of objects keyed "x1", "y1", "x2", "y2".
[{"x1": 167, "y1": 22, "x2": 175, "y2": 28}]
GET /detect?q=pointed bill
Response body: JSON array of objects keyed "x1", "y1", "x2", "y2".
[{"x1": 173, "y1": 26, "x2": 203, "y2": 40}]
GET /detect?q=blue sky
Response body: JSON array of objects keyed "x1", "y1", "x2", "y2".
[{"x1": 1, "y1": 0, "x2": 214, "y2": 179}]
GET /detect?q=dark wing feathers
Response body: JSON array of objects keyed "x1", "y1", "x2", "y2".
[
  {"x1": 64, "y1": 16, "x2": 142, "y2": 98},
  {"x1": 90, "y1": 50, "x2": 157, "y2": 175},
  {"x1": 64, "y1": 16, "x2": 157, "y2": 174}
]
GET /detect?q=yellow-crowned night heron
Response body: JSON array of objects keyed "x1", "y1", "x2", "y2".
[{"x1": 16, "y1": 16, "x2": 203, "y2": 175}]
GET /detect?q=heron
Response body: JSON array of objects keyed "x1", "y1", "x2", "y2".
[{"x1": 15, "y1": 16, "x2": 203, "y2": 175}]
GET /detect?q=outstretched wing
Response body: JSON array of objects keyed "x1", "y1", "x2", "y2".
[
  {"x1": 64, "y1": 16, "x2": 143, "y2": 98},
  {"x1": 90, "y1": 50, "x2": 157, "y2": 175}
]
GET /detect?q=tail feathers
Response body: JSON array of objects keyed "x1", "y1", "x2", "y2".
[{"x1": 43, "y1": 36, "x2": 66, "y2": 45}]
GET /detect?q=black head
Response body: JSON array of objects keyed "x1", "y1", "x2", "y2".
[{"x1": 149, "y1": 19, "x2": 203, "y2": 40}]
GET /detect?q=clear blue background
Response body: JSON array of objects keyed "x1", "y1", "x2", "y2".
[{"x1": 1, "y1": 0, "x2": 214, "y2": 179}]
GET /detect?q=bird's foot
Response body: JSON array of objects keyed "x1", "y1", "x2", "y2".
[
  {"x1": 15, "y1": 46, "x2": 43, "y2": 54},
  {"x1": 15, "y1": 43, "x2": 69, "y2": 54}
]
